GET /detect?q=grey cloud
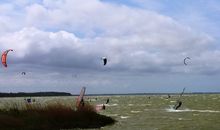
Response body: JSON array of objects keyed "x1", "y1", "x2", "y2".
[
  {"x1": 0, "y1": 0, "x2": 219, "y2": 93},
  {"x1": 0, "y1": 26, "x2": 216, "y2": 75}
]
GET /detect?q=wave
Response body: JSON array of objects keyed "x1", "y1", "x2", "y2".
[
  {"x1": 96, "y1": 103, "x2": 118, "y2": 107},
  {"x1": 105, "y1": 103, "x2": 118, "y2": 106},
  {"x1": 107, "y1": 114, "x2": 118, "y2": 117},
  {"x1": 131, "y1": 110, "x2": 142, "y2": 113},
  {"x1": 120, "y1": 116, "x2": 129, "y2": 119},
  {"x1": 166, "y1": 108, "x2": 220, "y2": 113}
]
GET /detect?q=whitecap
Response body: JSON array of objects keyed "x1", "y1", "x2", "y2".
[
  {"x1": 120, "y1": 116, "x2": 129, "y2": 119},
  {"x1": 178, "y1": 118, "x2": 183, "y2": 120},
  {"x1": 107, "y1": 114, "x2": 118, "y2": 117},
  {"x1": 140, "y1": 104, "x2": 150, "y2": 106},
  {"x1": 131, "y1": 110, "x2": 141, "y2": 113},
  {"x1": 103, "y1": 103, "x2": 118, "y2": 107},
  {"x1": 107, "y1": 103, "x2": 118, "y2": 106},
  {"x1": 166, "y1": 108, "x2": 220, "y2": 113}
]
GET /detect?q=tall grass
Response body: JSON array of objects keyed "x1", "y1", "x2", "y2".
[{"x1": 0, "y1": 102, "x2": 115, "y2": 130}]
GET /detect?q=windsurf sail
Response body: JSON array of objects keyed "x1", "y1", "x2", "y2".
[
  {"x1": 76, "y1": 87, "x2": 86, "y2": 109},
  {"x1": 180, "y1": 88, "x2": 185, "y2": 98}
]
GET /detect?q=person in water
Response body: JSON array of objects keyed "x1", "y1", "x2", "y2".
[
  {"x1": 106, "y1": 98, "x2": 109, "y2": 104},
  {"x1": 173, "y1": 100, "x2": 182, "y2": 110},
  {"x1": 102, "y1": 104, "x2": 106, "y2": 110},
  {"x1": 80, "y1": 98, "x2": 85, "y2": 107}
]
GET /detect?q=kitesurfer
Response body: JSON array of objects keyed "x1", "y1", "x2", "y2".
[
  {"x1": 173, "y1": 88, "x2": 185, "y2": 110},
  {"x1": 106, "y1": 98, "x2": 109, "y2": 104},
  {"x1": 25, "y1": 98, "x2": 32, "y2": 104},
  {"x1": 173, "y1": 100, "x2": 182, "y2": 110},
  {"x1": 102, "y1": 104, "x2": 106, "y2": 110},
  {"x1": 80, "y1": 98, "x2": 85, "y2": 107}
]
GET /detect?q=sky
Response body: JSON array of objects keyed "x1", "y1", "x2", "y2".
[{"x1": 0, "y1": 0, "x2": 220, "y2": 94}]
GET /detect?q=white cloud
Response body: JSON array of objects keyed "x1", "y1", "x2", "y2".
[
  {"x1": 0, "y1": 0, "x2": 219, "y2": 92},
  {"x1": 0, "y1": 0, "x2": 216, "y2": 74},
  {"x1": 0, "y1": 25, "x2": 215, "y2": 75}
]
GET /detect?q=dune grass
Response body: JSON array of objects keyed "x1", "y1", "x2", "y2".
[{"x1": 0, "y1": 103, "x2": 116, "y2": 130}]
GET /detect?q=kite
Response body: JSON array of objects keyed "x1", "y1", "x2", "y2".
[
  {"x1": 184, "y1": 57, "x2": 190, "y2": 65},
  {"x1": 1, "y1": 49, "x2": 13, "y2": 67},
  {"x1": 101, "y1": 57, "x2": 107, "y2": 66}
]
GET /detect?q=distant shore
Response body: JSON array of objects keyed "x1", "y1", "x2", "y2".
[
  {"x1": 0, "y1": 92, "x2": 71, "y2": 97},
  {"x1": 0, "y1": 92, "x2": 219, "y2": 97}
]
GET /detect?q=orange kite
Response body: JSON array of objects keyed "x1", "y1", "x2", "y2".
[{"x1": 1, "y1": 49, "x2": 13, "y2": 67}]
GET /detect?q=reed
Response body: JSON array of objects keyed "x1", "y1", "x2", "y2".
[{"x1": 0, "y1": 103, "x2": 115, "y2": 130}]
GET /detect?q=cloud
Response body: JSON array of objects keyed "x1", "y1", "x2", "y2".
[
  {"x1": 0, "y1": 0, "x2": 216, "y2": 74},
  {"x1": 0, "y1": 0, "x2": 219, "y2": 92},
  {"x1": 0, "y1": 26, "x2": 215, "y2": 75},
  {"x1": 130, "y1": 0, "x2": 220, "y2": 40}
]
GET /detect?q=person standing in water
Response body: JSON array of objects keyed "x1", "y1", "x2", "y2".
[
  {"x1": 173, "y1": 100, "x2": 182, "y2": 110},
  {"x1": 173, "y1": 88, "x2": 185, "y2": 110},
  {"x1": 106, "y1": 98, "x2": 109, "y2": 104}
]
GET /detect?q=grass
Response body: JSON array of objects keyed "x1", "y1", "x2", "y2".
[{"x1": 0, "y1": 103, "x2": 116, "y2": 130}]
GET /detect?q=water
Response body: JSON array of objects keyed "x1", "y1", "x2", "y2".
[{"x1": 0, "y1": 94, "x2": 220, "y2": 130}]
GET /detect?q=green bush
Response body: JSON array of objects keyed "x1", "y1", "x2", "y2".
[{"x1": 0, "y1": 103, "x2": 115, "y2": 130}]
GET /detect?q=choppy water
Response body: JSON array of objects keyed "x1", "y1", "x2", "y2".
[{"x1": 0, "y1": 94, "x2": 220, "y2": 130}]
